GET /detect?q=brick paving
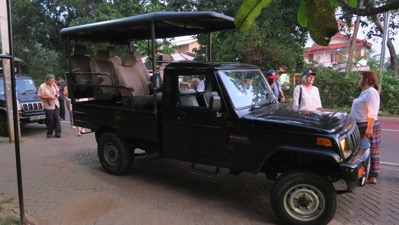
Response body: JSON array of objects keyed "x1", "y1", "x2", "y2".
[{"x1": 0, "y1": 122, "x2": 398, "y2": 225}]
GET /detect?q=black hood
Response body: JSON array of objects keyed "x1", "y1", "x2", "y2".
[
  {"x1": 244, "y1": 104, "x2": 349, "y2": 133},
  {"x1": 17, "y1": 90, "x2": 40, "y2": 101}
]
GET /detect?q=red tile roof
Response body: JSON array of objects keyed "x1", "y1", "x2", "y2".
[{"x1": 305, "y1": 33, "x2": 372, "y2": 54}]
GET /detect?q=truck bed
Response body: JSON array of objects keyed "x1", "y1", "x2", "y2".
[{"x1": 73, "y1": 101, "x2": 160, "y2": 143}]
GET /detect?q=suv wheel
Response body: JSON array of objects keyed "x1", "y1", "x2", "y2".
[
  {"x1": 270, "y1": 170, "x2": 336, "y2": 225},
  {"x1": 98, "y1": 132, "x2": 134, "y2": 175},
  {"x1": 0, "y1": 115, "x2": 9, "y2": 137}
]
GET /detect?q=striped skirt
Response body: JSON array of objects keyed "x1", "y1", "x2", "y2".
[{"x1": 357, "y1": 120, "x2": 381, "y2": 178}]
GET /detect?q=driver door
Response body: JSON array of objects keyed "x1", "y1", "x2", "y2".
[{"x1": 163, "y1": 74, "x2": 227, "y2": 165}]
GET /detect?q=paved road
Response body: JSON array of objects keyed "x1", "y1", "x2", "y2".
[
  {"x1": 0, "y1": 122, "x2": 399, "y2": 225},
  {"x1": 380, "y1": 117, "x2": 399, "y2": 165}
]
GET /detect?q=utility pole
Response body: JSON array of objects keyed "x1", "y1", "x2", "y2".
[
  {"x1": 0, "y1": 0, "x2": 27, "y2": 224},
  {"x1": 1, "y1": 0, "x2": 19, "y2": 142},
  {"x1": 378, "y1": 12, "x2": 390, "y2": 94}
]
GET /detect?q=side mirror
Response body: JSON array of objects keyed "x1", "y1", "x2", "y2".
[{"x1": 210, "y1": 95, "x2": 221, "y2": 111}]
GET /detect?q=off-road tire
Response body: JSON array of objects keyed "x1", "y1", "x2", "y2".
[
  {"x1": 270, "y1": 170, "x2": 336, "y2": 225},
  {"x1": 98, "y1": 132, "x2": 134, "y2": 175}
]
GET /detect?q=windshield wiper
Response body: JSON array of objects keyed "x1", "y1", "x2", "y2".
[
  {"x1": 251, "y1": 96, "x2": 271, "y2": 110},
  {"x1": 22, "y1": 89, "x2": 37, "y2": 95}
]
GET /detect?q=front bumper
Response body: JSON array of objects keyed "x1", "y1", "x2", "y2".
[
  {"x1": 340, "y1": 146, "x2": 370, "y2": 191},
  {"x1": 19, "y1": 112, "x2": 46, "y2": 124}
]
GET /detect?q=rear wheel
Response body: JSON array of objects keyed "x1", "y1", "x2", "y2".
[
  {"x1": 98, "y1": 132, "x2": 134, "y2": 175},
  {"x1": 270, "y1": 170, "x2": 336, "y2": 225},
  {"x1": 0, "y1": 115, "x2": 9, "y2": 137}
]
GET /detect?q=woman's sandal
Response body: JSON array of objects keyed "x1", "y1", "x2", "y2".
[{"x1": 366, "y1": 177, "x2": 377, "y2": 184}]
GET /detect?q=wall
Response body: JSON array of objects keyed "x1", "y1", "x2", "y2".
[{"x1": 0, "y1": 0, "x2": 10, "y2": 54}]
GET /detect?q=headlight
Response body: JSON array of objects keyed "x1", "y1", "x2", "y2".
[
  {"x1": 17, "y1": 102, "x2": 22, "y2": 111},
  {"x1": 340, "y1": 138, "x2": 352, "y2": 158}
]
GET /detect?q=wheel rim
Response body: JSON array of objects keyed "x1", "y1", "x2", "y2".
[
  {"x1": 104, "y1": 143, "x2": 119, "y2": 166},
  {"x1": 283, "y1": 184, "x2": 325, "y2": 222}
]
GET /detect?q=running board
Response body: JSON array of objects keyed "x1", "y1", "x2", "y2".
[{"x1": 187, "y1": 163, "x2": 220, "y2": 177}]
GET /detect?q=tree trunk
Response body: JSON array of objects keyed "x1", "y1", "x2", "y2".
[
  {"x1": 387, "y1": 40, "x2": 398, "y2": 75},
  {"x1": 346, "y1": 0, "x2": 363, "y2": 76},
  {"x1": 370, "y1": 0, "x2": 398, "y2": 76}
]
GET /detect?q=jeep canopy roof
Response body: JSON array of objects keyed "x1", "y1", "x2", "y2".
[{"x1": 59, "y1": 11, "x2": 235, "y2": 44}]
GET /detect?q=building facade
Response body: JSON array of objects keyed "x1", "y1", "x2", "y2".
[{"x1": 305, "y1": 33, "x2": 373, "y2": 72}]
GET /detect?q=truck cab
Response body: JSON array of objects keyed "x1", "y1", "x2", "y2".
[
  {"x1": 60, "y1": 11, "x2": 370, "y2": 225},
  {"x1": 0, "y1": 58, "x2": 45, "y2": 136}
]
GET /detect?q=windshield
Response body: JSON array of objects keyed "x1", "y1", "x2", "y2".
[
  {"x1": 0, "y1": 78, "x2": 37, "y2": 95},
  {"x1": 16, "y1": 79, "x2": 37, "y2": 93},
  {"x1": 217, "y1": 69, "x2": 277, "y2": 109}
]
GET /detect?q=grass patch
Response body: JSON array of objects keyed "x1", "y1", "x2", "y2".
[
  {"x1": 0, "y1": 217, "x2": 20, "y2": 225},
  {"x1": 0, "y1": 194, "x2": 19, "y2": 225}
]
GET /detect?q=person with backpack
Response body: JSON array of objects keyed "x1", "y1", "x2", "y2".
[
  {"x1": 292, "y1": 69, "x2": 322, "y2": 111},
  {"x1": 265, "y1": 70, "x2": 285, "y2": 103}
]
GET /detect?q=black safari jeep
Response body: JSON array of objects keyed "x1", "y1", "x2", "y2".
[
  {"x1": 0, "y1": 58, "x2": 46, "y2": 136},
  {"x1": 60, "y1": 11, "x2": 370, "y2": 225}
]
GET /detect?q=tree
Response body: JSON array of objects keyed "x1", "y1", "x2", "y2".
[
  {"x1": 362, "y1": 0, "x2": 398, "y2": 76},
  {"x1": 236, "y1": 0, "x2": 399, "y2": 46},
  {"x1": 194, "y1": 0, "x2": 307, "y2": 71}
]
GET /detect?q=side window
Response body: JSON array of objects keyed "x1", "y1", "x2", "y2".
[{"x1": 177, "y1": 74, "x2": 207, "y2": 107}]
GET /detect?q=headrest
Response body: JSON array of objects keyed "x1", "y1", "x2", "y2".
[
  {"x1": 108, "y1": 46, "x2": 117, "y2": 57},
  {"x1": 73, "y1": 44, "x2": 87, "y2": 55},
  {"x1": 121, "y1": 54, "x2": 137, "y2": 67},
  {"x1": 95, "y1": 50, "x2": 109, "y2": 61},
  {"x1": 132, "y1": 50, "x2": 142, "y2": 62}
]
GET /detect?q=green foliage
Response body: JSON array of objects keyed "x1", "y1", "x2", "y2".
[
  {"x1": 380, "y1": 73, "x2": 399, "y2": 115},
  {"x1": 304, "y1": 0, "x2": 338, "y2": 46},
  {"x1": 14, "y1": 42, "x2": 65, "y2": 86},
  {"x1": 313, "y1": 68, "x2": 359, "y2": 108},
  {"x1": 236, "y1": 0, "x2": 339, "y2": 46},
  {"x1": 297, "y1": 1, "x2": 307, "y2": 27},
  {"x1": 0, "y1": 195, "x2": 18, "y2": 225},
  {"x1": 195, "y1": 0, "x2": 307, "y2": 72},
  {"x1": 234, "y1": 0, "x2": 272, "y2": 32},
  {"x1": 0, "y1": 217, "x2": 20, "y2": 225}
]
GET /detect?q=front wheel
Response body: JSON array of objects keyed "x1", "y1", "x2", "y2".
[
  {"x1": 98, "y1": 132, "x2": 134, "y2": 175},
  {"x1": 270, "y1": 170, "x2": 336, "y2": 225}
]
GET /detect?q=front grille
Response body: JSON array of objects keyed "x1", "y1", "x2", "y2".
[
  {"x1": 21, "y1": 102, "x2": 43, "y2": 112},
  {"x1": 348, "y1": 126, "x2": 361, "y2": 152}
]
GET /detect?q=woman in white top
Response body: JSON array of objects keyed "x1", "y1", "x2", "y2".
[
  {"x1": 351, "y1": 71, "x2": 381, "y2": 184},
  {"x1": 292, "y1": 69, "x2": 322, "y2": 111}
]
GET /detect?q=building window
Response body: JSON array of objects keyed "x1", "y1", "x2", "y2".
[
  {"x1": 308, "y1": 54, "x2": 314, "y2": 62},
  {"x1": 331, "y1": 53, "x2": 343, "y2": 63},
  {"x1": 355, "y1": 49, "x2": 362, "y2": 57}
]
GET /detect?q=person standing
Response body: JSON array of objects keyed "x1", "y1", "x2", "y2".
[
  {"x1": 350, "y1": 71, "x2": 381, "y2": 184},
  {"x1": 63, "y1": 86, "x2": 75, "y2": 128},
  {"x1": 37, "y1": 74, "x2": 62, "y2": 138},
  {"x1": 265, "y1": 70, "x2": 285, "y2": 103},
  {"x1": 292, "y1": 69, "x2": 322, "y2": 111},
  {"x1": 56, "y1": 77, "x2": 66, "y2": 120}
]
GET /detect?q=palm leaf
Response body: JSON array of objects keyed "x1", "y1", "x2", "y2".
[
  {"x1": 235, "y1": 0, "x2": 273, "y2": 32},
  {"x1": 304, "y1": 0, "x2": 338, "y2": 46},
  {"x1": 297, "y1": 1, "x2": 307, "y2": 27}
]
